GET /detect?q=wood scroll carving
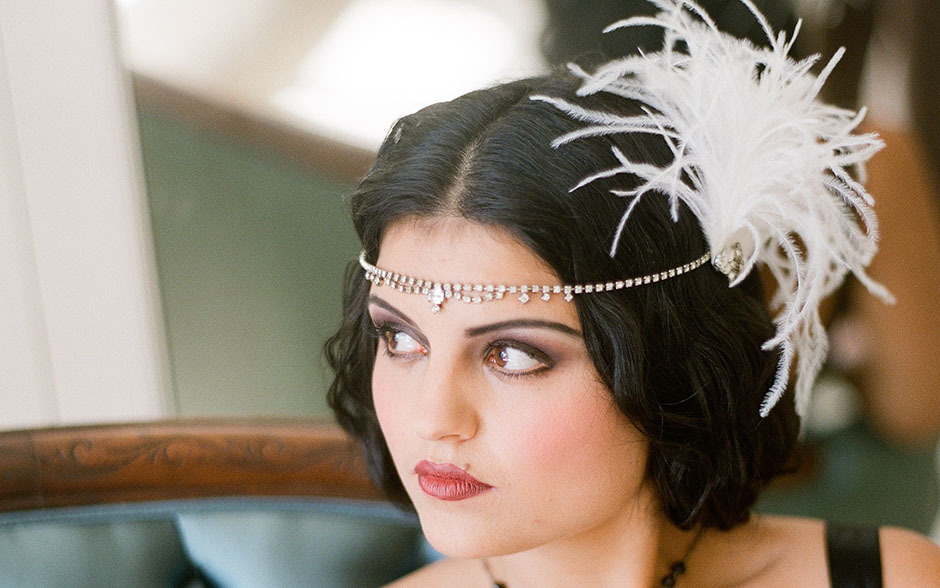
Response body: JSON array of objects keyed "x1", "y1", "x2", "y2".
[{"x1": 0, "y1": 419, "x2": 382, "y2": 513}]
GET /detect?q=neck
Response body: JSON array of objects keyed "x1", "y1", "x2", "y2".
[{"x1": 483, "y1": 489, "x2": 699, "y2": 588}]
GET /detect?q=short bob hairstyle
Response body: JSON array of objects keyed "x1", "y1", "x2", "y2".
[{"x1": 326, "y1": 70, "x2": 800, "y2": 531}]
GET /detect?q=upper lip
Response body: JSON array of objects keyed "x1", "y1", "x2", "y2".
[{"x1": 414, "y1": 460, "x2": 490, "y2": 485}]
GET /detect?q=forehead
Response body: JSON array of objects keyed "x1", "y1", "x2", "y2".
[
  {"x1": 378, "y1": 217, "x2": 557, "y2": 286},
  {"x1": 373, "y1": 216, "x2": 579, "y2": 324}
]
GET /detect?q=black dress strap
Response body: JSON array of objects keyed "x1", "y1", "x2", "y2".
[{"x1": 826, "y1": 522, "x2": 883, "y2": 588}]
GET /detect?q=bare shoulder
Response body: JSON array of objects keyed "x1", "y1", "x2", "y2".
[
  {"x1": 747, "y1": 516, "x2": 940, "y2": 586},
  {"x1": 880, "y1": 526, "x2": 940, "y2": 586},
  {"x1": 383, "y1": 558, "x2": 488, "y2": 588}
]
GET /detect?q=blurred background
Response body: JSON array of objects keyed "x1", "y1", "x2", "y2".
[{"x1": 2, "y1": 0, "x2": 938, "y2": 533}]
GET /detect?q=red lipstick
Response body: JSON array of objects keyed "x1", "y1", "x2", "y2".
[{"x1": 415, "y1": 460, "x2": 492, "y2": 501}]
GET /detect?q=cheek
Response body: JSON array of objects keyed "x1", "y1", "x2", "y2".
[{"x1": 496, "y1": 385, "x2": 646, "y2": 489}]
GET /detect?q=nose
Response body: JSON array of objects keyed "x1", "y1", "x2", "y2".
[{"x1": 412, "y1": 355, "x2": 479, "y2": 442}]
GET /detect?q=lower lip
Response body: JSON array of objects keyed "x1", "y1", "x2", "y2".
[{"x1": 417, "y1": 474, "x2": 492, "y2": 501}]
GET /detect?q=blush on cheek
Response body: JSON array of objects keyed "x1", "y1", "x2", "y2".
[
  {"x1": 503, "y1": 387, "x2": 644, "y2": 482},
  {"x1": 500, "y1": 400, "x2": 593, "y2": 467}
]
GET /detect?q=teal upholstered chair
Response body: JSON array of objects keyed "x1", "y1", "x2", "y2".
[{"x1": 0, "y1": 420, "x2": 424, "y2": 588}]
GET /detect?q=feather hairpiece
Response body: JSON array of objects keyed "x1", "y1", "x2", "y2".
[{"x1": 532, "y1": 0, "x2": 892, "y2": 417}]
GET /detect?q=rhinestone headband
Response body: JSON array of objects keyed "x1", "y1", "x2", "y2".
[{"x1": 359, "y1": 250, "x2": 712, "y2": 313}]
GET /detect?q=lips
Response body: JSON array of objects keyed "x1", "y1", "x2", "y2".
[{"x1": 414, "y1": 460, "x2": 493, "y2": 501}]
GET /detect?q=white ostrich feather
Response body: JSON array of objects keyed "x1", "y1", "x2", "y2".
[{"x1": 532, "y1": 0, "x2": 892, "y2": 417}]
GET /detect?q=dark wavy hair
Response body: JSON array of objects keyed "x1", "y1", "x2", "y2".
[{"x1": 326, "y1": 71, "x2": 800, "y2": 531}]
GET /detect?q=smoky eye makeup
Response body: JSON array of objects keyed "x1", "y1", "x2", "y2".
[
  {"x1": 482, "y1": 338, "x2": 556, "y2": 378},
  {"x1": 367, "y1": 294, "x2": 577, "y2": 377},
  {"x1": 368, "y1": 311, "x2": 428, "y2": 347}
]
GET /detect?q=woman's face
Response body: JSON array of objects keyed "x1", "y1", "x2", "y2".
[{"x1": 368, "y1": 216, "x2": 654, "y2": 558}]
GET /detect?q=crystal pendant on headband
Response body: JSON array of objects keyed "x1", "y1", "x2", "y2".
[
  {"x1": 428, "y1": 284, "x2": 445, "y2": 313},
  {"x1": 712, "y1": 242, "x2": 745, "y2": 283}
]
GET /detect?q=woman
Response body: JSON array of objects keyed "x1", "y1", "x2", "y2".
[{"x1": 326, "y1": 2, "x2": 940, "y2": 585}]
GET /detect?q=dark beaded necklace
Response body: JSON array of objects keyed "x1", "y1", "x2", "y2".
[{"x1": 481, "y1": 528, "x2": 704, "y2": 588}]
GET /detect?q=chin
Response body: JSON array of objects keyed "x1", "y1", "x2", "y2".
[
  {"x1": 422, "y1": 530, "x2": 489, "y2": 560},
  {"x1": 416, "y1": 507, "x2": 544, "y2": 560},
  {"x1": 414, "y1": 508, "x2": 493, "y2": 559}
]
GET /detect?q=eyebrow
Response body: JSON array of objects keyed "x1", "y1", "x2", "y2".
[
  {"x1": 465, "y1": 319, "x2": 581, "y2": 338},
  {"x1": 368, "y1": 295, "x2": 581, "y2": 339},
  {"x1": 368, "y1": 295, "x2": 419, "y2": 328}
]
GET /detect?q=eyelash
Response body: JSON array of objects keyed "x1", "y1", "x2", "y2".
[
  {"x1": 370, "y1": 322, "x2": 554, "y2": 379},
  {"x1": 483, "y1": 340, "x2": 553, "y2": 379},
  {"x1": 371, "y1": 322, "x2": 425, "y2": 361}
]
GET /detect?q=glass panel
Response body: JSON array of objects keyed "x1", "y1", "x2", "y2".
[{"x1": 113, "y1": 0, "x2": 548, "y2": 417}]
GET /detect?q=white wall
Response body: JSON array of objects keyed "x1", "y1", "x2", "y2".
[{"x1": 0, "y1": 0, "x2": 172, "y2": 429}]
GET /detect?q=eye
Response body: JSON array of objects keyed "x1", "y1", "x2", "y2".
[
  {"x1": 484, "y1": 343, "x2": 549, "y2": 376},
  {"x1": 379, "y1": 328, "x2": 427, "y2": 358}
]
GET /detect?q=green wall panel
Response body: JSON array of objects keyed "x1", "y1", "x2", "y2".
[{"x1": 138, "y1": 108, "x2": 360, "y2": 417}]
